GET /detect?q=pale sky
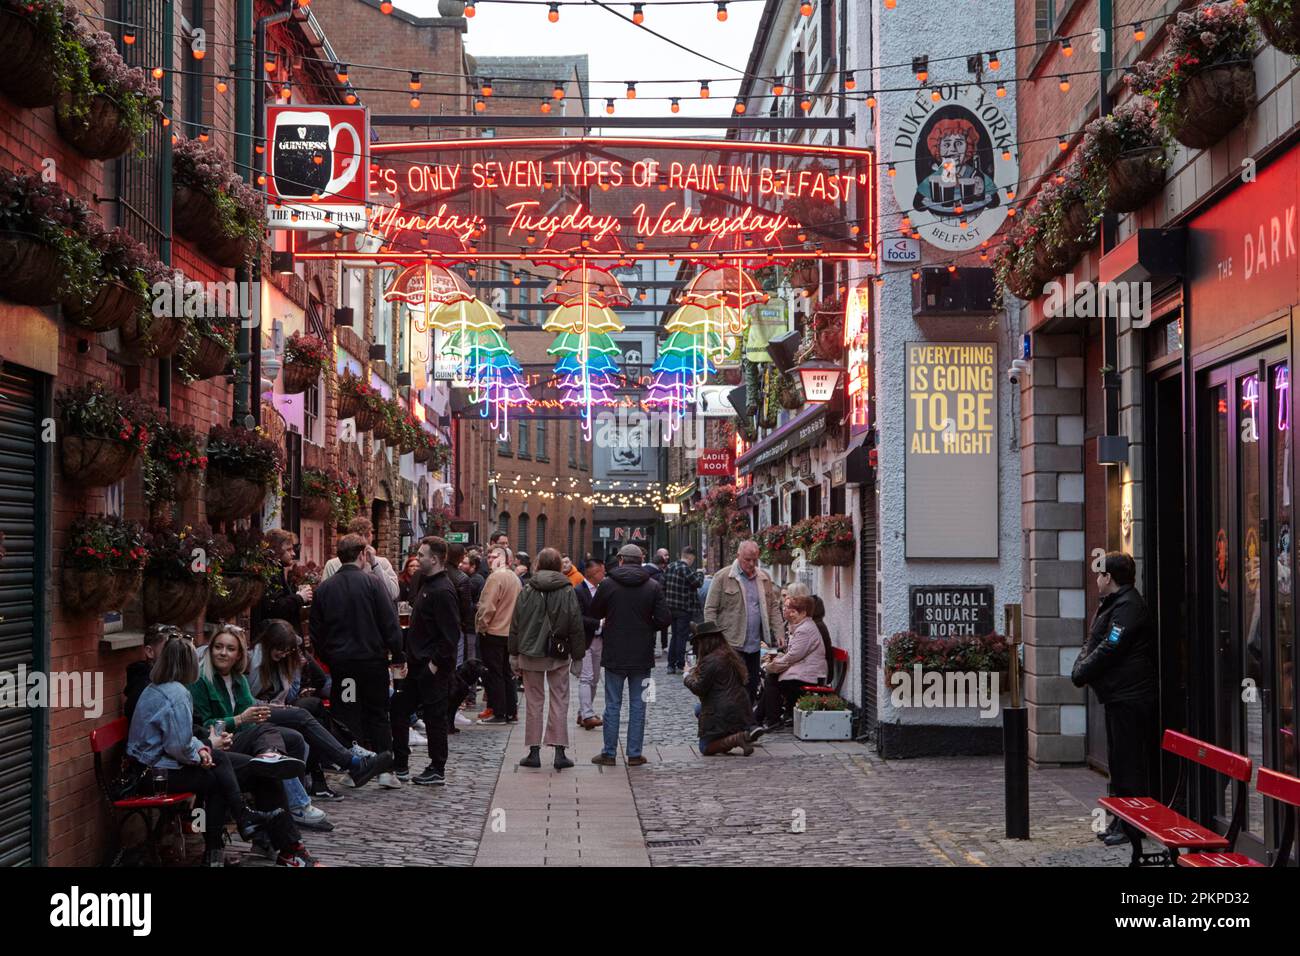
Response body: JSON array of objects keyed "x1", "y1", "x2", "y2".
[{"x1": 400, "y1": 0, "x2": 764, "y2": 133}]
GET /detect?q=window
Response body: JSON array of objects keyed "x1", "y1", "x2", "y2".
[
  {"x1": 579, "y1": 519, "x2": 587, "y2": 557},
  {"x1": 114, "y1": 0, "x2": 167, "y2": 257},
  {"x1": 373, "y1": 270, "x2": 394, "y2": 357},
  {"x1": 518, "y1": 514, "x2": 530, "y2": 554},
  {"x1": 819, "y1": 0, "x2": 835, "y2": 72},
  {"x1": 498, "y1": 512, "x2": 510, "y2": 540},
  {"x1": 830, "y1": 484, "x2": 846, "y2": 516},
  {"x1": 304, "y1": 296, "x2": 326, "y2": 446},
  {"x1": 808, "y1": 483, "x2": 822, "y2": 519},
  {"x1": 535, "y1": 419, "x2": 548, "y2": 461},
  {"x1": 517, "y1": 420, "x2": 530, "y2": 458},
  {"x1": 498, "y1": 428, "x2": 512, "y2": 456},
  {"x1": 568, "y1": 420, "x2": 578, "y2": 467},
  {"x1": 1035, "y1": 0, "x2": 1056, "y2": 44},
  {"x1": 790, "y1": 491, "x2": 806, "y2": 524},
  {"x1": 536, "y1": 514, "x2": 547, "y2": 550},
  {"x1": 568, "y1": 516, "x2": 576, "y2": 557}
]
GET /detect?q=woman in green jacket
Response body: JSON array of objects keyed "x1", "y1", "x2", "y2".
[{"x1": 509, "y1": 548, "x2": 586, "y2": 771}]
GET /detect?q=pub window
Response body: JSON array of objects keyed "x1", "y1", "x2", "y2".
[
  {"x1": 830, "y1": 484, "x2": 846, "y2": 516},
  {"x1": 536, "y1": 419, "x2": 548, "y2": 461},
  {"x1": 304, "y1": 297, "x2": 326, "y2": 446},
  {"x1": 579, "y1": 518, "x2": 587, "y2": 556},
  {"x1": 498, "y1": 512, "x2": 510, "y2": 538},
  {"x1": 791, "y1": 491, "x2": 806, "y2": 524},
  {"x1": 808, "y1": 483, "x2": 822, "y2": 518},
  {"x1": 517, "y1": 420, "x2": 530, "y2": 458},
  {"x1": 114, "y1": 0, "x2": 167, "y2": 258},
  {"x1": 518, "y1": 513, "x2": 530, "y2": 555},
  {"x1": 568, "y1": 516, "x2": 576, "y2": 557},
  {"x1": 819, "y1": 0, "x2": 835, "y2": 73},
  {"x1": 568, "y1": 420, "x2": 578, "y2": 466},
  {"x1": 536, "y1": 514, "x2": 548, "y2": 550}
]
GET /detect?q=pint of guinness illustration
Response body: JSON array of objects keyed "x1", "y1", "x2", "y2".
[{"x1": 271, "y1": 110, "x2": 361, "y2": 200}]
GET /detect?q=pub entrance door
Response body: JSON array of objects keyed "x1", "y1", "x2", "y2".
[{"x1": 1200, "y1": 344, "x2": 1295, "y2": 860}]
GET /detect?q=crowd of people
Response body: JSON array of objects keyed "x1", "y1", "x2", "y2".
[{"x1": 121, "y1": 518, "x2": 836, "y2": 866}]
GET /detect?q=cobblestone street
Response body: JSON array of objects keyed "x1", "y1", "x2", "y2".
[{"x1": 310, "y1": 654, "x2": 1128, "y2": 867}]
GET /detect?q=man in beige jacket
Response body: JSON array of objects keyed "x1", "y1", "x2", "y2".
[
  {"x1": 704, "y1": 539, "x2": 783, "y2": 701},
  {"x1": 474, "y1": 546, "x2": 522, "y2": 724}
]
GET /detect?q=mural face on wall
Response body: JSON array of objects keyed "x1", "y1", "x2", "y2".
[{"x1": 890, "y1": 84, "x2": 1017, "y2": 252}]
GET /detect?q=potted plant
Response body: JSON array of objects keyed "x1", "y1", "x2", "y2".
[
  {"x1": 1250, "y1": 0, "x2": 1300, "y2": 55},
  {"x1": 0, "y1": 0, "x2": 82, "y2": 108},
  {"x1": 171, "y1": 136, "x2": 264, "y2": 267},
  {"x1": 55, "y1": 381, "x2": 156, "y2": 487},
  {"x1": 282, "y1": 332, "x2": 328, "y2": 395},
  {"x1": 1082, "y1": 99, "x2": 1170, "y2": 214},
  {"x1": 412, "y1": 427, "x2": 435, "y2": 463},
  {"x1": 63, "y1": 227, "x2": 169, "y2": 334},
  {"x1": 61, "y1": 514, "x2": 147, "y2": 615},
  {"x1": 141, "y1": 521, "x2": 219, "y2": 625},
  {"x1": 1129, "y1": 2, "x2": 1257, "y2": 149},
  {"x1": 143, "y1": 422, "x2": 207, "y2": 509},
  {"x1": 883, "y1": 631, "x2": 1011, "y2": 688},
  {"x1": 804, "y1": 514, "x2": 855, "y2": 566},
  {"x1": 208, "y1": 529, "x2": 275, "y2": 620},
  {"x1": 54, "y1": 28, "x2": 162, "y2": 160},
  {"x1": 176, "y1": 310, "x2": 238, "y2": 382},
  {"x1": 809, "y1": 293, "x2": 845, "y2": 361},
  {"x1": 300, "y1": 467, "x2": 335, "y2": 521},
  {"x1": 398, "y1": 413, "x2": 423, "y2": 455},
  {"x1": 0, "y1": 168, "x2": 100, "y2": 307},
  {"x1": 204, "y1": 425, "x2": 284, "y2": 521},
  {"x1": 793, "y1": 694, "x2": 852, "y2": 741},
  {"x1": 757, "y1": 523, "x2": 794, "y2": 565}
]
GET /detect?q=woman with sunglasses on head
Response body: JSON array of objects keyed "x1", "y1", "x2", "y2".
[
  {"x1": 249, "y1": 619, "x2": 377, "y2": 801},
  {"x1": 127, "y1": 634, "x2": 321, "y2": 866}
]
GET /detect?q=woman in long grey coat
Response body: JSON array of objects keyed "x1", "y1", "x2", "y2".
[{"x1": 509, "y1": 547, "x2": 587, "y2": 770}]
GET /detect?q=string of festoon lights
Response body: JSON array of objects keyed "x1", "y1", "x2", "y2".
[{"x1": 491, "y1": 471, "x2": 671, "y2": 509}]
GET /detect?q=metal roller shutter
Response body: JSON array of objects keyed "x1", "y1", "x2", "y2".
[
  {"x1": 860, "y1": 480, "x2": 878, "y2": 734},
  {"x1": 0, "y1": 364, "x2": 45, "y2": 866}
]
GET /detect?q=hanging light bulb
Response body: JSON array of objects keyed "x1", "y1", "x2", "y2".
[
  {"x1": 1002, "y1": 148, "x2": 1013, "y2": 161},
  {"x1": 988, "y1": 51, "x2": 1001, "y2": 71},
  {"x1": 481, "y1": 78, "x2": 494, "y2": 97},
  {"x1": 1058, "y1": 137, "x2": 1068, "y2": 151},
  {"x1": 280, "y1": 80, "x2": 292, "y2": 99},
  {"x1": 632, "y1": 3, "x2": 644, "y2": 24},
  {"x1": 1133, "y1": 22, "x2": 1146, "y2": 42},
  {"x1": 192, "y1": 39, "x2": 205, "y2": 60},
  {"x1": 626, "y1": 81, "x2": 637, "y2": 99},
  {"x1": 345, "y1": 91, "x2": 357, "y2": 105},
  {"x1": 409, "y1": 72, "x2": 422, "y2": 91},
  {"x1": 638, "y1": 288, "x2": 648, "y2": 302},
  {"x1": 465, "y1": 1, "x2": 476, "y2": 15},
  {"x1": 1061, "y1": 37, "x2": 1073, "y2": 57},
  {"x1": 931, "y1": 88, "x2": 941, "y2": 101},
  {"x1": 866, "y1": 94, "x2": 876, "y2": 108},
  {"x1": 716, "y1": 2, "x2": 728, "y2": 21},
  {"x1": 123, "y1": 29, "x2": 136, "y2": 44},
  {"x1": 605, "y1": 98, "x2": 615, "y2": 114},
  {"x1": 772, "y1": 76, "x2": 785, "y2": 96},
  {"x1": 527, "y1": 231, "x2": 536, "y2": 245},
  {"x1": 548, "y1": 3, "x2": 559, "y2": 22},
  {"x1": 995, "y1": 83, "x2": 1007, "y2": 98},
  {"x1": 540, "y1": 99, "x2": 552, "y2": 113},
  {"x1": 844, "y1": 71, "x2": 856, "y2": 91},
  {"x1": 800, "y1": 94, "x2": 812, "y2": 112},
  {"x1": 911, "y1": 270, "x2": 921, "y2": 280},
  {"x1": 264, "y1": 53, "x2": 277, "y2": 73},
  {"x1": 216, "y1": 76, "x2": 228, "y2": 94},
  {"x1": 734, "y1": 99, "x2": 745, "y2": 114},
  {"x1": 410, "y1": 94, "x2": 421, "y2": 109},
  {"x1": 380, "y1": 1, "x2": 393, "y2": 13},
  {"x1": 1059, "y1": 75, "x2": 1070, "y2": 91},
  {"x1": 512, "y1": 272, "x2": 522, "y2": 286},
  {"x1": 699, "y1": 80, "x2": 710, "y2": 98},
  {"x1": 474, "y1": 97, "x2": 486, "y2": 111},
  {"x1": 670, "y1": 97, "x2": 680, "y2": 113},
  {"x1": 947, "y1": 264, "x2": 957, "y2": 273},
  {"x1": 887, "y1": 163, "x2": 896, "y2": 177},
  {"x1": 197, "y1": 127, "x2": 210, "y2": 142},
  {"x1": 913, "y1": 56, "x2": 928, "y2": 83},
  {"x1": 800, "y1": 0, "x2": 813, "y2": 15},
  {"x1": 335, "y1": 63, "x2": 349, "y2": 83},
  {"x1": 152, "y1": 66, "x2": 164, "y2": 79}
]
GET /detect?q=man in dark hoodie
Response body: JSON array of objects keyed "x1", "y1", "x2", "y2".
[
  {"x1": 390, "y1": 535, "x2": 461, "y2": 786},
  {"x1": 445, "y1": 541, "x2": 475, "y2": 665},
  {"x1": 590, "y1": 544, "x2": 671, "y2": 766},
  {"x1": 1071, "y1": 551, "x2": 1158, "y2": 847}
]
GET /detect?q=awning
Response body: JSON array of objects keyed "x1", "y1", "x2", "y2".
[
  {"x1": 842, "y1": 429, "x2": 873, "y2": 484},
  {"x1": 736, "y1": 405, "x2": 828, "y2": 476}
]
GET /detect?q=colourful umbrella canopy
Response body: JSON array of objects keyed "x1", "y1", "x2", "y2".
[
  {"x1": 681, "y1": 264, "x2": 768, "y2": 310},
  {"x1": 542, "y1": 266, "x2": 630, "y2": 307},
  {"x1": 384, "y1": 262, "x2": 473, "y2": 310}
]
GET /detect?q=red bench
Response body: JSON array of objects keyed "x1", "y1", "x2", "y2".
[
  {"x1": 1099, "y1": 730, "x2": 1251, "y2": 867},
  {"x1": 1177, "y1": 766, "x2": 1299, "y2": 868},
  {"x1": 91, "y1": 717, "x2": 196, "y2": 867},
  {"x1": 801, "y1": 647, "x2": 849, "y2": 697}
]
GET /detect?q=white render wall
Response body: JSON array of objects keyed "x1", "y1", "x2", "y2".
[{"x1": 849, "y1": 0, "x2": 1023, "y2": 729}]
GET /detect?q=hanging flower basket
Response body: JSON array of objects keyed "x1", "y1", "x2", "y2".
[
  {"x1": 179, "y1": 332, "x2": 231, "y2": 381},
  {"x1": 206, "y1": 573, "x2": 264, "y2": 621},
  {"x1": 371, "y1": 414, "x2": 392, "y2": 441},
  {"x1": 0, "y1": 7, "x2": 60, "y2": 108},
  {"x1": 119, "y1": 312, "x2": 184, "y2": 361},
  {"x1": 61, "y1": 566, "x2": 142, "y2": 615},
  {"x1": 1169, "y1": 62, "x2": 1255, "y2": 149},
  {"x1": 337, "y1": 391, "x2": 361, "y2": 420},
  {"x1": 0, "y1": 232, "x2": 65, "y2": 305},
  {"x1": 206, "y1": 232, "x2": 254, "y2": 269},
  {"x1": 1256, "y1": 6, "x2": 1300, "y2": 56},
  {"x1": 172, "y1": 183, "x2": 218, "y2": 244},
  {"x1": 814, "y1": 328, "x2": 844, "y2": 362},
  {"x1": 1106, "y1": 148, "x2": 1167, "y2": 213},
  {"x1": 769, "y1": 548, "x2": 794, "y2": 566},
  {"x1": 55, "y1": 92, "x2": 136, "y2": 161},
  {"x1": 809, "y1": 542, "x2": 855, "y2": 567},
  {"x1": 205, "y1": 467, "x2": 269, "y2": 521},
  {"x1": 60, "y1": 434, "x2": 141, "y2": 487},
  {"x1": 62, "y1": 279, "x2": 145, "y2": 333},
  {"x1": 281, "y1": 360, "x2": 318, "y2": 395},
  {"x1": 301, "y1": 495, "x2": 332, "y2": 521},
  {"x1": 354, "y1": 405, "x2": 384, "y2": 433},
  {"x1": 143, "y1": 575, "x2": 210, "y2": 626},
  {"x1": 1004, "y1": 263, "x2": 1048, "y2": 301},
  {"x1": 413, "y1": 446, "x2": 431, "y2": 465}
]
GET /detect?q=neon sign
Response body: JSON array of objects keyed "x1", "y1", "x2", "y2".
[{"x1": 845, "y1": 283, "x2": 871, "y2": 432}]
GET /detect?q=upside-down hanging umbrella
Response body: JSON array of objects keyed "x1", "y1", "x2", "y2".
[
  {"x1": 384, "y1": 263, "x2": 474, "y2": 322},
  {"x1": 542, "y1": 265, "x2": 631, "y2": 308},
  {"x1": 428, "y1": 297, "x2": 532, "y2": 437},
  {"x1": 543, "y1": 268, "x2": 627, "y2": 432}
]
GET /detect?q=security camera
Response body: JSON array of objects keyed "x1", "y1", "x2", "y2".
[{"x1": 1007, "y1": 358, "x2": 1031, "y2": 385}]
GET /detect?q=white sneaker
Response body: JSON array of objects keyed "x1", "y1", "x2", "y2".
[
  {"x1": 411, "y1": 719, "x2": 427, "y2": 734},
  {"x1": 377, "y1": 772, "x2": 402, "y2": 789},
  {"x1": 409, "y1": 729, "x2": 427, "y2": 746},
  {"x1": 350, "y1": 743, "x2": 376, "y2": 759},
  {"x1": 454, "y1": 711, "x2": 472, "y2": 727},
  {"x1": 290, "y1": 803, "x2": 334, "y2": 832}
]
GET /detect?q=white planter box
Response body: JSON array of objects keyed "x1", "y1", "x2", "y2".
[{"x1": 793, "y1": 707, "x2": 852, "y2": 741}]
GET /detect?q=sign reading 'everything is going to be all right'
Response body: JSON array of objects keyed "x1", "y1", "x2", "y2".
[{"x1": 905, "y1": 342, "x2": 998, "y2": 558}]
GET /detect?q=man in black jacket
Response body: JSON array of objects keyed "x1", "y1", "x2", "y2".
[
  {"x1": 446, "y1": 541, "x2": 475, "y2": 665},
  {"x1": 590, "y1": 544, "x2": 671, "y2": 766},
  {"x1": 575, "y1": 558, "x2": 606, "y2": 730},
  {"x1": 258, "y1": 529, "x2": 313, "y2": 635},
  {"x1": 1071, "y1": 551, "x2": 1159, "y2": 846},
  {"x1": 391, "y1": 535, "x2": 461, "y2": 786},
  {"x1": 310, "y1": 534, "x2": 402, "y2": 762}
]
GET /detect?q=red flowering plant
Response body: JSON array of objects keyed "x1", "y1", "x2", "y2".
[
  {"x1": 1128, "y1": 2, "x2": 1257, "y2": 128},
  {"x1": 55, "y1": 380, "x2": 157, "y2": 453},
  {"x1": 789, "y1": 514, "x2": 853, "y2": 562},
  {"x1": 335, "y1": 371, "x2": 385, "y2": 416},
  {"x1": 142, "y1": 519, "x2": 223, "y2": 589},
  {"x1": 702, "y1": 482, "x2": 741, "y2": 536},
  {"x1": 302, "y1": 466, "x2": 361, "y2": 526},
  {"x1": 0, "y1": 167, "x2": 103, "y2": 303},
  {"x1": 212, "y1": 528, "x2": 278, "y2": 586},
  {"x1": 756, "y1": 523, "x2": 794, "y2": 563},
  {"x1": 143, "y1": 422, "x2": 206, "y2": 504},
  {"x1": 58, "y1": 26, "x2": 163, "y2": 149},
  {"x1": 288, "y1": 561, "x2": 322, "y2": 589},
  {"x1": 64, "y1": 514, "x2": 148, "y2": 573},
  {"x1": 425, "y1": 505, "x2": 454, "y2": 538},
  {"x1": 883, "y1": 632, "x2": 1011, "y2": 680},
  {"x1": 284, "y1": 332, "x2": 329, "y2": 373}
]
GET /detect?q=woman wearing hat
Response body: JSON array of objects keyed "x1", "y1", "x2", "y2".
[{"x1": 683, "y1": 621, "x2": 766, "y2": 756}]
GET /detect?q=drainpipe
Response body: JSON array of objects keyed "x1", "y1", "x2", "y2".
[
  {"x1": 234, "y1": 0, "x2": 255, "y2": 425},
  {"x1": 159, "y1": 0, "x2": 176, "y2": 413}
]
